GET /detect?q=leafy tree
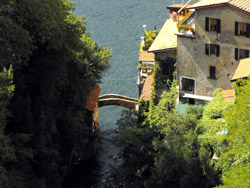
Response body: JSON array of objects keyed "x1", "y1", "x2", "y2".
[
  {"x1": 0, "y1": 66, "x2": 15, "y2": 187},
  {"x1": 203, "y1": 89, "x2": 233, "y2": 119},
  {"x1": 215, "y1": 78, "x2": 250, "y2": 188},
  {"x1": 0, "y1": 0, "x2": 111, "y2": 187},
  {"x1": 146, "y1": 84, "x2": 218, "y2": 188}
]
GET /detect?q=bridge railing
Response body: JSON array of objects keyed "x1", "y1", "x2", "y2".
[{"x1": 98, "y1": 94, "x2": 139, "y2": 109}]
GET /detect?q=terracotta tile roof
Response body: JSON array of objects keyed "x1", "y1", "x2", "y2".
[
  {"x1": 85, "y1": 85, "x2": 101, "y2": 112},
  {"x1": 189, "y1": 0, "x2": 250, "y2": 14},
  {"x1": 220, "y1": 89, "x2": 235, "y2": 101},
  {"x1": 148, "y1": 19, "x2": 177, "y2": 52},
  {"x1": 139, "y1": 51, "x2": 155, "y2": 62},
  {"x1": 232, "y1": 58, "x2": 250, "y2": 80},
  {"x1": 140, "y1": 75, "x2": 153, "y2": 101},
  {"x1": 229, "y1": 0, "x2": 250, "y2": 14},
  {"x1": 189, "y1": 0, "x2": 229, "y2": 9}
]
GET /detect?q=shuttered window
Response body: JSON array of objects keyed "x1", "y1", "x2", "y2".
[
  {"x1": 205, "y1": 17, "x2": 221, "y2": 33},
  {"x1": 205, "y1": 44, "x2": 220, "y2": 57},
  {"x1": 209, "y1": 66, "x2": 216, "y2": 79},
  {"x1": 235, "y1": 48, "x2": 250, "y2": 60},
  {"x1": 235, "y1": 22, "x2": 250, "y2": 38}
]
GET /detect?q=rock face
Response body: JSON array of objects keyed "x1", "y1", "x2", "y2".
[{"x1": 177, "y1": 5, "x2": 250, "y2": 97}]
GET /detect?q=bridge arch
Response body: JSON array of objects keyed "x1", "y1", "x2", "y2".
[{"x1": 98, "y1": 94, "x2": 138, "y2": 110}]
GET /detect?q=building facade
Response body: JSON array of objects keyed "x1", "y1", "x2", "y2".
[{"x1": 177, "y1": 0, "x2": 250, "y2": 103}]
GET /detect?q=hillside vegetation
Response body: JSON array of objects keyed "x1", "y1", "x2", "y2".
[
  {"x1": 114, "y1": 78, "x2": 250, "y2": 188},
  {"x1": 0, "y1": 0, "x2": 111, "y2": 187}
]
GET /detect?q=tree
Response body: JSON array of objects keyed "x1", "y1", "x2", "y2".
[
  {"x1": 215, "y1": 78, "x2": 250, "y2": 188},
  {"x1": 0, "y1": 67, "x2": 15, "y2": 187},
  {"x1": 0, "y1": 0, "x2": 111, "y2": 187}
]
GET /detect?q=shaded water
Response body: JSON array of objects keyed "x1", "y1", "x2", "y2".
[{"x1": 70, "y1": 0, "x2": 186, "y2": 187}]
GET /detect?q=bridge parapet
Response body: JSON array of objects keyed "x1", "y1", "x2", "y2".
[{"x1": 98, "y1": 94, "x2": 138, "y2": 110}]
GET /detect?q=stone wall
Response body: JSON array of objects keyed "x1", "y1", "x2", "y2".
[
  {"x1": 177, "y1": 5, "x2": 250, "y2": 97},
  {"x1": 155, "y1": 50, "x2": 176, "y2": 61}
]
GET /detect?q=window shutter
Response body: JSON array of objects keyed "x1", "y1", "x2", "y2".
[
  {"x1": 246, "y1": 24, "x2": 250, "y2": 38},
  {"x1": 217, "y1": 19, "x2": 221, "y2": 33},
  {"x1": 210, "y1": 66, "x2": 216, "y2": 78},
  {"x1": 216, "y1": 45, "x2": 220, "y2": 57},
  {"x1": 235, "y1": 22, "x2": 239, "y2": 36},
  {"x1": 205, "y1": 17, "x2": 209, "y2": 31},
  {"x1": 235, "y1": 48, "x2": 239, "y2": 60},
  {"x1": 246, "y1": 50, "x2": 249, "y2": 58},
  {"x1": 205, "y1": 44, "x2": 209, "y2": 55}
]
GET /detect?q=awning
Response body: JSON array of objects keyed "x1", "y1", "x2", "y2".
[
  {"x1": 183, "y1": 93, "x2": 213, "y2": 101},
  {"x1": 142, "y1": 61, "x2": 154, "y2": 66}
]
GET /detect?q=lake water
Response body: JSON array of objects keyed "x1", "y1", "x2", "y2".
[
  {"x1": 71, "y1": 0, "x2": 178, "y2": 130},
  {"x1": 70, "y1": 0, "x2": 187, "y2": 186}
]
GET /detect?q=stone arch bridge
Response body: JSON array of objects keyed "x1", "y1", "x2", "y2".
[{"x1": 98, "y1": 94, "x2": 139, "y2": 110}]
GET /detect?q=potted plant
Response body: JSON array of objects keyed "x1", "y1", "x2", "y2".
[
  {"x1": 183, "y1": 25, "x2": 189, "y2": 31},
  {"x1": 178, "y1": 25, "x2": 184, "y2": 32},
  {"x1": 189, "y1": 26, "x2": 195, "y2": 35}
]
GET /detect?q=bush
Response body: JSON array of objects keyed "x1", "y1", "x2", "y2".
[{"x1": 203, "y1": 89, "x2": 233, "y2": 119}]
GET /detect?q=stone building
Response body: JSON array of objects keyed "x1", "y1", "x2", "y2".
[
  {"x1": 176, "y1": 0, "x2": 250, "y2": 104},
  {"x1": 85, "y1": 85, "x2": 101, "y2": 132}
]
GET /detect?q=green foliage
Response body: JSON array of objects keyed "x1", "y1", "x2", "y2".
[
  {"x1": 137, "y1": 65, "x2": 154, "y2": 71},
  {"x1": 143, "y1": 38, "x2": 154, "y2": 51},
  {"x1": 154, "y1": 56, "x2": 176, "y2": 86},
  {"x1": 0, "y1": 0, "x2": 111, "y2": 187},
  {"x1": 185, "y1": 105, "x2": 204, "y2": 120},
  {"x1": 150, "y1": 81, "x2": 177, "y2": 127},
  {"x1": 137, "y1": 98, "x2": 149, "y2": 125},
  {"x1": 146, "y1": 96, "x2": 218, "y2": 188},
  {"x1": 151, "y1": 63, "x2": 162, "y2": 89},
  {"x1": 148, "y1": 64, "x2": 161, "y2": 117},
  {"x1": 203, "y1": 89, "x2": 233, "y2": 119},
  {"x1": 0, "y1": 66, "x2": 15, "y2": 187},
  {"x1": 113, "y1": 110, "x2": 156, "y2": 187},
  {"x1": 115, "y1": 81, "x2": 219, "y2": 188},
  {"x1": 144, "y1": 29, "x2": 159, "y2": 40},
  {"x1": 142, "y1": 29, "x2": 159, "y2": 50},
  {"x1": 215, "y1": 78, "x2": 250, "y2": 188}
]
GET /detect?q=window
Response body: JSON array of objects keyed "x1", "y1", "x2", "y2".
[
  {"x1": 235, "y1": 48, "x2": 250, "y2": 60},
  {"x1": 205, "y1": 44, "x2": 220, "y2": 57},
  {"x1": 205, "y1": 17, "x2": 221, "y2": 33},
  {"x1": 209, "y1": 66, "x2": 216, "y2": 79},
  {"x1": 235, "y1": 22, "x2": 250, "y2": 37},
  {"x1": 182, "y1": 77, "x2": 195, "y2": 94}
]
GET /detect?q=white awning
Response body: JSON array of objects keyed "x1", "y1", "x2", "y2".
[
  {"x1": 183, "y1": 93, "x2": 213, "y2": 101},
  {"x1": 142, "y1": 61, "x2": 154, "y2": 65}
]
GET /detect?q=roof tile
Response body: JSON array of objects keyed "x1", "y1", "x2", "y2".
[
  {"x1": 148, "y1": 19, "x2": 177, "y2": 52},
  {"x1": 140, "y1": 75, "x2": 153, "y2": 101},
  {"x1": 139, "y1": 51, "x2": 155, "y2": 62},
  {"x1": 220, "y1": 89, "x2": 235, "y2": 101},
  {"x1": 189, "y1": 0, "x2": 250, "y2": 14},
  {"x1": 232, "y1": 58, "x2": 250, "y2": 80}
]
